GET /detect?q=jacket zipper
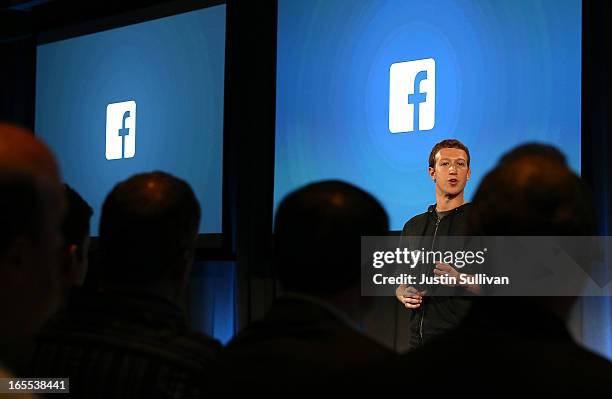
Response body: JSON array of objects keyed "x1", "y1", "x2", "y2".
[{"x1": 420, "y1": 215, "x2": 442, "y2": 343}]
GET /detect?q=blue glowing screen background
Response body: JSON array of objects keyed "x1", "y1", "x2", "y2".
[
  {"x1": 275, "y1": 0, "x2": 581, "y2": 230},
  {"x1": 36, "y1": 4, "x2": 226, "y2": 235}
]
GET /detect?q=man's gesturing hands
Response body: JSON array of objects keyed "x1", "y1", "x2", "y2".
[{"x1": 395, "y1": 284, "x2": 426, "y2": 309}]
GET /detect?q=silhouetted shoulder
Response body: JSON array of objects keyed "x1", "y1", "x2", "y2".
[{"x1": 168, "y1": 330, "x2": 222, "y2": 364}]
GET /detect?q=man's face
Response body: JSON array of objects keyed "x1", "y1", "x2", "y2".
[{"x1": 429, "y1": 147, "x2": 470, "y2": 196}]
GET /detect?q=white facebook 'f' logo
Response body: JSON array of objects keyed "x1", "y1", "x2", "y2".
[
  {"x1": 389, "y1": 58, "x2": 435, "y2": 133},
  {"x1": 106, "y1": 100, "x2": 136, "y2": 160}
]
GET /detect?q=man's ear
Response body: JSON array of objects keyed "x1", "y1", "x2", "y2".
[
  {"x1": 68, "y1": 243, "x2": 78, "y2": 257},
  {"x1": 467, "y1": 167, "x2": 471, "y2": 180},
  {"x1": 64, "y1": 244, "x2": 81, "y2": 283},
  {"x1": 428, "y1": 166, "x2": 436, "y2": 181}
]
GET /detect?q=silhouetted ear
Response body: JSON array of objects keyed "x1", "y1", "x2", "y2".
[{"x1": 65, "y1": 244, "x2": 80, "y2": 284}]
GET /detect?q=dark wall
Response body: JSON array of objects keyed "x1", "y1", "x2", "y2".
[
  {"x1": 223, "y1": 0, "x2": 277, "y2": 329},
  {"x1": 582, "y1": 0, "x2": 612, "y2": 234},
  {"x1": 0, "y1": 37, "x2": 35, "y2": 128}
]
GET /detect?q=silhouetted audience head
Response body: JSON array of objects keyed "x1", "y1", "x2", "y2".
[
  {"x1": 497, "y1": 142, "x2": 568, "y2": 166},
  {"x1": 99, "y1": 171, "x2": 200, "y2": 292},
  {"x1": 274, "y1": 180, "x2": 388, "y2": 295},
  {"x1": 469, "y1": 143, "x2": 595, "y2": 236},
  {"x1": 0, "y1": 122, "x2": 64, "y2": 337},
  {"x1": 468, "y1": 143, "x2": 596, "y2": 318},
  {"x1": 0, "y1": 123, "x2": 61, "y2": 183},
  {"x1": 59, "y1": 184, "x2": 93, "y2": 291}
]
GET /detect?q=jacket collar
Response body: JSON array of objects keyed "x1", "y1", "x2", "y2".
[{"x1": 428, "y1": 201, "x2": 471, "y2": 214}]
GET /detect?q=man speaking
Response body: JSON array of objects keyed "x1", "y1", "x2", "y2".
[{"x1": 395, "y1": 139, "x2": 476, "y2": 349}]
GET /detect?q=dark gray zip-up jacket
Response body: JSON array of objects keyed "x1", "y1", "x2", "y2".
[{"x1": 400, "y1": 202, "x2": 475, "y2": 350}]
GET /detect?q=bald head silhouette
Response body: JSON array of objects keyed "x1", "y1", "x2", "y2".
[
  {"x1": 0, "y1": 122, "x2": 61, "y2": 183},
  {"x1": 274, "y1": 180, "x2": 388, "y2": 295},
  {"x1": 0, "y1": 122, "x2": 64, "y2": 339},
  {"x1": 100, "y1": 171, "x2": 201, "y2": 287}
]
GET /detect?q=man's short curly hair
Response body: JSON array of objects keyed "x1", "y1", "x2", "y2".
[{"x1": 428, "y1": 139, "x2": 470, "y2": 168}]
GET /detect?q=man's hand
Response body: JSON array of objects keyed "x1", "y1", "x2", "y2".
[
  {"x1": 433, "y1": 262, "x2": 460, "y2": 286},
  {"x1": 395, "y1": 284, "x2": 426, "y2": 310}
]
